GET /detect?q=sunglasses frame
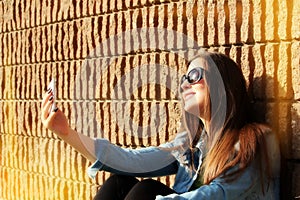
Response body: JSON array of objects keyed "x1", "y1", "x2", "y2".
[{"x1": 181, "y1": 67, "x2": 204, "y2": 85}]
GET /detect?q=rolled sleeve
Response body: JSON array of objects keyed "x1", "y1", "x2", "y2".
[{"x1": 87, "y1": 138, "x2": 178, "y2": 178}]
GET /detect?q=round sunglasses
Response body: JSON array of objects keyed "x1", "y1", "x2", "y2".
[{"x1": 181, "y1": 67, "x2": 204, "y2": 85}]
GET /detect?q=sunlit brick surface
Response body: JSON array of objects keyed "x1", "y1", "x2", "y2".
[{"x1": 0, "y1": 0, "x2": 299, "y2": 199}]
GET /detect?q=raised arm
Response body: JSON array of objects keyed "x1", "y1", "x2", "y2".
[{"x1": 41, "y1": 90, "x2": 96, "y2": 162}]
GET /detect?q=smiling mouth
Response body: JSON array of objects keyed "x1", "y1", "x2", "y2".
[{"x1": 184, "y1": 93, "x2": 195, "y2": 101}]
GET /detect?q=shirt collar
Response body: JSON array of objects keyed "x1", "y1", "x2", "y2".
[{"x1": 195, "y1": 129, "x2": 207, "y2": 149}]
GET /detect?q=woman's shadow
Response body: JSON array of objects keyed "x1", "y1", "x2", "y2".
[{"x1": 250, "y1": 75, "x2": 300, "y2": 199}]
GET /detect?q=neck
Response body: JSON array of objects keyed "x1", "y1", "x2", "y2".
[{"x1": 199, "y1": 117, "x2": 210, "y2": 136}]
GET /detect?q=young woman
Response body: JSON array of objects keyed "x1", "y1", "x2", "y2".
[{"x1": 41, "y1": 51, "x2": 280, "y2": 199}]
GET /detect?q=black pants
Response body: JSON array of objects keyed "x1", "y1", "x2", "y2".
[{"x1": 93, "y1": 174, "x2": 176, "y2": 200}]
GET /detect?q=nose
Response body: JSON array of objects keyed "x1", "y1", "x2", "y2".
[{"x1": 180, "y1": 79, "x2": 191, "y2": 91}]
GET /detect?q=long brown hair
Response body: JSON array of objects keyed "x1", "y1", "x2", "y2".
[{"x1": 182, "y1": 51, "x2": 271, "y2": 184}]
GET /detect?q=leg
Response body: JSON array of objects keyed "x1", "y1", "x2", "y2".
[
  {"x1": 125, "y1": 179, "x2": 176, "y2": 200},
  {"x1": 93, "y1": 174, "x2": 139, "y2": 200}
]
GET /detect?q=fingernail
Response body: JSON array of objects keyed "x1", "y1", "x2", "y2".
[
  {"x1": 49, "y1": 96, "x2": 53, "y2": 101},
  {"x1": 53, "y1": 107, "x2": 58, "y2": 112}
]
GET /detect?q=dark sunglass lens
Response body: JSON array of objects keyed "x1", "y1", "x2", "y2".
[
  {"x1": 188, "y1": 69, "x2": 201, "y2": 83},
  {"x1": 181, "y1": 68, "x2": 203, "y2": 85}
]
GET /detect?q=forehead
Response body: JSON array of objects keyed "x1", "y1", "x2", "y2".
[{"x1": 187, "y1": 57, "x2": 206, "y2": 72}]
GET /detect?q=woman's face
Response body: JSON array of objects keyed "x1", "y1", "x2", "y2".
[{"x1": 181, "y1": 58, "x2": 208, "y2": 119}]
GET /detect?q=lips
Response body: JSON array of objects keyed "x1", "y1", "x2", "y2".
[{"x1": 183, "y1": 91, "x2": 196, "y2": 101}]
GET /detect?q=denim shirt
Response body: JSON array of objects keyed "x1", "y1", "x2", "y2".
[{"x1": 87, "y1": 131, "x2": 280, "y2": 200}]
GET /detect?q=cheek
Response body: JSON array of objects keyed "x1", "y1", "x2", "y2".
[
  {"x1": 193, "y1": 84, "x2": 207, "y2": 99},
  {"x1": 193, "y1": 84, "x2": 208, "y2": 109},
  {"x1": 183, "y1": 92, "x2": 207, "y2": 117},
  {"x1": 186, "y1": 90, "x2": 206, "y2": 107},
  {"x1": 195, "y1": 92, "x2": 206, "y2": 106}
]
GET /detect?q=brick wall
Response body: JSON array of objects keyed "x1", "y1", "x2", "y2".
[{"x1": 0, "y1": 0, "x2": 299, "y2": 199}]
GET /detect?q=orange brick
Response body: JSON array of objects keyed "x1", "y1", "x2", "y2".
[
  {"x1": 69, "y1": 22, "x2": 76, "y2": 59},
  {"x1": 264, "y1": 44, "x2": 278, "y2": 99},
  {"x1": 292, "y1": 41, "x2": 300, "y2": 100},
  {"x1": 56, "y1": 24, "x2": 65, "y2": 61},
  {"x1": 277, "y1": 43, "x2": 293, "y2": 99},
  {"x1": 292, "y1": 0, "x2": 300, "y2": 39},
  {"x1": 63, "y1": 22, "x2": 71, "y2": 60},
  {"x1": 0, "y1": 2, "x2": 3, "y2": 33},
  {"x1": 251, "y1": 44, "x2": 265, "y2": 99},
  {"x1": 0, "y1": 0, "x2": 300, "y2": 199},
  {"x1": 40, "y1": 27, "x2": 47, "y2": 62},
  {"x1": 35, "y1": 27, "x2": 42, "y2": 62},
  {"x1": 241, "y1": 0, "x2": 254, "y2": 43},
  {"x1": 229, "y1": 0, "x2": 242, "y2": 44},
  {"x1": 75, "y1": 20, "x2": 83, "y2": 59},
  {"x1": 207, "y1": 1, "x2": 217, "y2": 45},
  {"x1": 2, "y1": 34, "x2": 7, "y2": 65},
  {"x1": 40, "y1": 0, "x2": 46, "y2": 25},
  {"x1": 11, "y1": 32, "x2": 17, "y2": 64},
  {"x1": 30, "y1": 29, "x2": 37, "y2": 63},
  {"x1": 0, "y1": 68, "x2": 3, "y2": 98},
  {"x1": 278, "y1": 0, "x2": 290, "y2": 40},
  {"x1": 0, "y1": 34, "x2": 2, "y2": 66},
  {"x1": 81, "y1": 19, "x2": 89, "y2": 58},
  {"x1": 240, "y1": 45, "x2": 252, "y2": 85},
  {"x1": 292, "y1": 103, "x2": 300, "y2": 159},
  {"x1": 265, "y1": 0, "x2": 277, "y2": 41}
]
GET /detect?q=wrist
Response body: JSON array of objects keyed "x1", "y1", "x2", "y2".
[{"x1": 54, "y1": 126, "x2": 72, "y2": 137}]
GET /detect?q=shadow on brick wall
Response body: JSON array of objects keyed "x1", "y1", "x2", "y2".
[{"x1": 249, "y1": 75, "x2": 299, "y2": 199}]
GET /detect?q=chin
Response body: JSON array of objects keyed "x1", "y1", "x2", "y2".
[{"x1": 184, "y1": 103, "x2": 200, "y2": 117}]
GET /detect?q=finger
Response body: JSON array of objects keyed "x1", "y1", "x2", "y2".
[
  {"x1": 42, "y1": 90, "x2": 51, "y2": 107},
  {"x1": 44, "y1": 107, "x2": 60, "y2": 129},
  {"x1": 42, "y1": 90, "x2": 53, "y2": 108},
  {"x1": 41, "y1": 91, "x2": 53, "y2": 120},
  {"x1": 41, "y1": 97, "x2": 54, "y2": 121}
]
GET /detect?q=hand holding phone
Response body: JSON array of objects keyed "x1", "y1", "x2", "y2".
[
  {"x1": 47, "y1": 78, "x2": 57, "y2": 113},
  {"x1": 42, "y1": 78, "x2": 70, "y2": 136}
]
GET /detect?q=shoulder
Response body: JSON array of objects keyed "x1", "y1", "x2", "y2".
[
  {"x1": 252, "y1": 123, "x2": 281, "y2": 177},
  {"x1": 242, "y1": 123, "x2": 281, "y2": 177},
  {"x1": 160, "y1": 131, "x2": 190, "y2": 148},
  {"x1": 264, "y1": 129, "x2": 281, "y2": 177}
]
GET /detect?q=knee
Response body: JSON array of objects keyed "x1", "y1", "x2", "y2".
[
  {"x1": 94, "y1": 174, "x2": 139, "y2": 200},
  {"x1": 106, "y1": 174, "x2": 139, "y2": 185},
  {"x1": 127, "y1": 179, "x2": 160, "y2": 194},
  {"x1": 125, "y1": 179, "x2": 173, "y2": 200},
  {"x1": 134, "y1": 179, "x2": 158, "y2": 187}
]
